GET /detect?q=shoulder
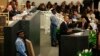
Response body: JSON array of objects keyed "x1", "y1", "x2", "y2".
[
  {"x1": 15, "y1": 38, "x2": 23, "y2": 43},
  {"x1": 61, "y1": 22, "x2": 65, "y2": 24},
  {"x1": 50, "y1": 15, "x2": 55, "y2": 18},
  {"x1": 61, "y1": 22, "x2": 65, "y2": 25}
]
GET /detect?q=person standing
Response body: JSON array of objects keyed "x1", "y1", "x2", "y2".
[
  {"x1": 50, "y1": 9, "x2": 58, "y2": 47},
  {"x1": 15, "y1": 31, "x2": 28, "y2": 56}
]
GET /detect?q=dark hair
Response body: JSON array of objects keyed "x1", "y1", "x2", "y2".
[
  {"x1": 51, "y1": 9, "x2": 56, "y2": 14},
  {"x1": 16, "y1": 30, "x2": 24, "y2": 37},
  {"x1": 26, "y1": 1, "x2": 30, "y2": 3},
  {"x1": 26, "y1": 1, "x2": 31, "y2": 9}
]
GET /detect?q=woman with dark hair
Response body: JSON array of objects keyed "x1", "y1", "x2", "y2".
[
  {"x1": 3, "y1": 3, "x2": 15, "y2": 20},
  {"x1": 60, "y1": 1, "x2": 68, "y2": 13},
  {"x1": 46, "y1": 1, "x2": 52, "y2": 10},
  {"x1": 3, "y1": 1, "x2": 20, "y2": 20}
]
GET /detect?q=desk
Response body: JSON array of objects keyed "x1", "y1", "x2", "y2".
[{"x1": 59, "y1": 30, "x2": 89, "y2": 56}]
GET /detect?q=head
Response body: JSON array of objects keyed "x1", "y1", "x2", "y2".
[
  {"x1": 82, "y1": 18, "x2": 86, "y2": 23},
  {"x1": 17, "y1": 31, "x2": 25, "y2": 39},
  {"x1": 70, "y1": 1, "x2": 74, "y2": 5},
  {"x1": 52, "y1": 2, "x2": 57, "y2": 9},
  {"x1": 26, "y1": 1, "x2": 31, "y2": 9},
  {"x1": 77, "y1": 1, "x2": 81, "y2": 6},
  {"x1": 31, "y1": 2, "x2": 35, "y2": 6},
  {"x1": 61, "y1": 1, "x2": 66, "y2": 6},
  {"x1": 74, "y1": 11, "x2": 78, "y2": 15},
  {"x1": 39, "y1": 3, "x2": 45, "y2": 9},
  {"x1": 7, "y1": 5, "x2": 13, "y2": 11},
  {"x1": 63, "y1": 15, "x2": 69, "y2": 22},
  {"x1": 51, "y1": 9, "x2": 56, "y2": 14},
  {"x1": 46, "y1": 1, "x2": 52, "y2": 9},
  {"x1": 59, "y1": 11, "x2": 63, "y2": 15},
  {"x1": 89, "y1": 10, "x2": 93, "y2": 14}
]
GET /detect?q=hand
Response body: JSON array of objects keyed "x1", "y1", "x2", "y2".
[{"x1": 67, "y1": 29, "x2": 73, "y2": 32}]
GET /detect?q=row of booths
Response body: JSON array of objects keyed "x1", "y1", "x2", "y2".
[{"x1": 0, "y1": 7, "x2": 40, "y2": 56}]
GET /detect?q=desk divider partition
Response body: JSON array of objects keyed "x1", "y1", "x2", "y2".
[{"x1": 4, "y1": 11, "x2": 40, "y2": 56}]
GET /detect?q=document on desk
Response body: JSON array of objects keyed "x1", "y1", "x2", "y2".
[{"x1": 72, "y1": 32, "x2": 83, "y2": 36}]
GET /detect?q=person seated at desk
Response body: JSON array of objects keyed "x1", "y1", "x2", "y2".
[
  {"x1": 31, "y1": 2, "x2": 36, "y2": 8},
  {"x1": 15, "y1": 31, "x2": 28, "y2": 56},
  {"x1": 77, "y1": 17, "x2": 92, "y2": 29},
  {"x1": 3, "y1": 4, "x2": 14, "y2": 20},
  {"x1": 24, "y1": 1, "x2": 31, "y2": 12},
  {"x1": 60, "y1": 15, "x2": 73, "y2": 35},
  {"x1": 3, "y1": 1, "x2": 20, "y2": 20},
  {"x1": 87, "y1": 10, "x2": 96, "y2": 22},
  {"x1": 71, "y1": 10, "x2": 81, "y2": 22}
]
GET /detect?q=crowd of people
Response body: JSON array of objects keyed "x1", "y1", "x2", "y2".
[
  {"x1": 0, "y1": 0, "x2": 36, "y2": 20},
  {"x1": 0, "y1": 0, "x2": 100, "y2": 54},
  {"x1": 37, "y1": 1, "x2": 100, "y2": 47}
]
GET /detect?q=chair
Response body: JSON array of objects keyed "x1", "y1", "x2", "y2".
[{"x1": 26, "y1": 39, "x2": 35, "y2": 56}]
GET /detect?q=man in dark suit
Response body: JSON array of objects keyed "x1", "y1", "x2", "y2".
[
  {"x1": 75, "y1": 1, "x2": 84, "y2": 14},
  {"x1": 94, "y1": 0, "x2": 99, "y2": 9},
  {"x1": 60, "y1": 15, "x2": 73, "y2": 35},
  {"x1": 67, "y1": 1, "x2": 76, "y2": 14}
]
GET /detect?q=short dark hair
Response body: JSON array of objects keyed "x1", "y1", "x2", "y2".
[
  {"x1": 26, "y1": 1, "x2": 30, "y2": 3},
  {"x1": 51, "y1": 9, "x2": 56, "y2": 14},
  {"x1": 16, "y1": 30, "x2": 24, "y2": 37}
]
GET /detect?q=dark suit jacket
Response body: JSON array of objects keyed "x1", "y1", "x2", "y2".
[
  {"x1": 75, "y1": 5, "x2": 84, "y2": 14},
  {"x1": 77, "y1": 22, "x2": 89, "y2": 29},
  {"x1": 67, "y1": 5, "x2": 76, "y2": 13},
  {"x1": 60, "y1": 22, "x2": 69, "y2": 35}
]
